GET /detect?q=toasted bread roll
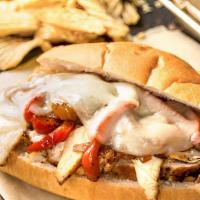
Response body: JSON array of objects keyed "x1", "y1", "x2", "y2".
[
  {"x1": 1, "y1": 151, "x2": 200, "y2": 200},
  {"x1": 1, "y1": 42, "x2": 200, "y2": 200},
  {"x1": 38, "y1": 42, "x2": 200, "y2": 110}
]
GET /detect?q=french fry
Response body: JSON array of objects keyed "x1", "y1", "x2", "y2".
[
  {"x1": 107, "y1": 0, "x2": 121, "y2": 14},
  {"x1": 0, "y1": 37, "x2": 45, "y2": 70},
  {"x1": 122, "y1": 2, "x2": 140, "y2": 25},
  {"x1": 39, "y1": 8, "x2": 106, "y2": 35},
  {"x1": 15, "y1": 0, "x2": 66, "y2": 9},
  {"x1": 112, "y1": 1, "x2": 123, "y2": 17},
  {"x1": 36, "y1": 23, "x2": 97, "y2": 43},
  {"x1": 0, "y1": 11, "x2": 38, "y2": 37}
]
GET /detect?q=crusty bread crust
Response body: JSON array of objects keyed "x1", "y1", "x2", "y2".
[
  {"x1": 1, "y1": 151, "x2": 200, "y2": 200},
  {"x1": 37, "y1": 42, "x2": 200, "y2": 110}
]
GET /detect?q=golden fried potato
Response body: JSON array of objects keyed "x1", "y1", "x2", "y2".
[
  {"x1": 0, "y1": 37, "x2": 45, "y2": 70},
  {"x1": 36, "y1": 23, "x2": 97, "y2": 43},
  {"x1": 0, "y1": 11, "x2": 38, "y2": 37}
]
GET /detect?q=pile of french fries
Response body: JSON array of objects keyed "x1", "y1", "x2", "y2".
[
  {"x1": 0, "y1": 0, "x2": 140, "y2": 43},
  {"x1": 98, "y1": 0, "x2": 140, "y2": 25}
]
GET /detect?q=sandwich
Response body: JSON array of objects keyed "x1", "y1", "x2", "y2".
[{"x1": 1, "y1": 42, "x2": 200, "y2": 200}]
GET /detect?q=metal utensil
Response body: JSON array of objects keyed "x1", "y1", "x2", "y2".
[{"x1": 159, "y1": 0, "x2": 200, "y2": 41}]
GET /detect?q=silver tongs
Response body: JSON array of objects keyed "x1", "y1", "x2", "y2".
[{"x1": 159, "y1": 0, "x2": 200, "y2": 41}]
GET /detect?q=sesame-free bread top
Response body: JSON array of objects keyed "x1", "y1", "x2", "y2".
[{"x1": 37, "y1": 42, "x2": 200, "y2": 110}]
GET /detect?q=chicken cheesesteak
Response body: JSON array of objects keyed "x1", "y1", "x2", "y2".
[{"x1": 1, "y1": 42, "x2": 200, "y2": 200}]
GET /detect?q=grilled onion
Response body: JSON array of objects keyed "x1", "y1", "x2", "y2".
[
  {"x1": 167, "y1": 149, "x2": 200, "y2": 163},
  {"x1": 52, "y1": 103, "x2": 77, "y2": 121}
]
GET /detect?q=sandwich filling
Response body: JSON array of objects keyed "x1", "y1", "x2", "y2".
[{"x1": 1, "y1": 73, "x2": 200, "y2": 199}]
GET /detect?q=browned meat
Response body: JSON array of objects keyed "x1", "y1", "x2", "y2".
[
  {"x1": 76, "y1": 158, "x2": 137, "y2": 181},
  {"x1": 111, "y1": 159, "x2": 137, "y2": 180},
  {"x1": 47, "y1": 142, "x2": 65, "y2": 165},
  {"x1": 74, "y1": 145, "x2": 200, "y2": 182},
  {"x1": 75, "y1": 146, "x2": 136, "y2": 180},
  {"x1": 167, "y1": 149, "x2": 200, "y2": 163},
  {"x1": 161, "y1": 159, "x2": 200, "y2": 181},
  {"x1": 73, "y1": 142, "x2": 90, "y2": 152},
  {"x1": 84, "y1": 146, "x2": 200, "y2": 182}
]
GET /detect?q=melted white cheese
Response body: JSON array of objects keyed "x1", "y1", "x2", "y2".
[
  {"x1": 27, "y1": 130, "x2": 45, "y2": 143},
  {"x1": 1, "y1": 73, "x2": 199, "y2": 156},
  {"x1": 110, "y1": 112, "x2": 194, "y2": 155},
  {"x1": 1, "y1": 73, "x2": 117, "y2": 122}
]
